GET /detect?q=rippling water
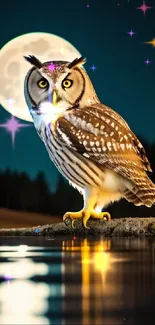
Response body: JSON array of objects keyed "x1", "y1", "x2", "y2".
[{"x1": 0, "y1": 236, "x2": 155, "y2": 324}]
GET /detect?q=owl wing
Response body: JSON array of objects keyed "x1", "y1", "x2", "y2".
[{"x1": 54, "y1": 103, "x2": 152, "y2": 183}]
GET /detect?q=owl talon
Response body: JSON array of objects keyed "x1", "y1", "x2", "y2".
[
  {"x1": 63, "y1": 210, "x2": 111, "y2": 228},
  {"x1": 63, "y1": 210, "x2": 92, "y2": 229},
  {"x1": 63, "y1": 211, "x2": 83, "y2": 229},
  {"x1": 83, "y1": 214, "x2": 90, "y2": 229},
  {"x1": 83, "y1": 221, "x2": 90, "y2": 230},
  {"x1": 91, "y1": 211, "x2": 111, "y2": 221},
  {"x1": 64, "y1": 218, "x2": 70, "y2": 226},
  {"x1": 71, "y1": 219, "x2": 77, "y2": 229},
  {"x1": 102, "y1": 212, "x2": 111, "y2": 221}
]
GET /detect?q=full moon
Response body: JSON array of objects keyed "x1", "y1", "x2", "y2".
[{"x1": 0, "y1": 32, "x2": 81, "y2": 122}]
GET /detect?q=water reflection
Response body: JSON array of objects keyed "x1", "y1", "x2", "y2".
[{"x1": 0, "y1": 237, "x2": 155, "y2": 324}]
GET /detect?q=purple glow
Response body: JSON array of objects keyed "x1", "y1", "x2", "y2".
[
  {"x1": 4, "y1": 273, "x2": 13, "y2": 280},
  {"x1": 90, "y1": 64, "x2": 96, "y2": 71},
  {"x1": 128, "y1": 29, "x2": 135, "y2": 37},
  {"x1": 137, "y1": 1, "x2": 152, "y2": 16},
  {"x1": 86, "y1": 4, "x2": 90, "y2": 8},
  {"x1": 0, "y1": 115, "x2": 31, "y2": 147},
  {"x1": 145, "y1": 58, "x2": 151, "y2": 64},
  {"x1": 47, "y1": 62, "x2": 57, "y2": 72}
]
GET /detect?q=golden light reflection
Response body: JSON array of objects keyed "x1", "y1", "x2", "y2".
[
  {"x1": 62, "y1": 238, "x2": 112, "y2": 325},
  {"x1": 82, "y1": 239, "x2": 90, "y2": 325},
  {"x1": 94, "y1": 251, "x2": 111, "y2": 275},
  {"x1": 82, "y1": 239, "x2": 112, "y2": 325},
  {"x1": 62, "y1": 238, "x2": 154, "y2": 325}
]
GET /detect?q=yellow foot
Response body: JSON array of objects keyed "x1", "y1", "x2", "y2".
[
  {"x1": 91, "y1": 211, "x2": 111, "y2": 221},
  {"x1": 63, "y1": 210, "x2": 86, "y2": 229},
  {"x1": 63, "y1": 210, "x2": 111, "y2": 229}
]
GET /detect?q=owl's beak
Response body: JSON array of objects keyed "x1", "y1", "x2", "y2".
[{"x1": 52, "y1": 90, "x2": 57, "y2": 106}]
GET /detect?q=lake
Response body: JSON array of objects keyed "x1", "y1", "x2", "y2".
[{"x1": 0, "y1": 236, "x2": 155, "y2": 324}]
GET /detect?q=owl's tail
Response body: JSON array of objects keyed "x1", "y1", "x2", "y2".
[{"x1": 123, "y1": 174, "x2": 155, "y2": 207}]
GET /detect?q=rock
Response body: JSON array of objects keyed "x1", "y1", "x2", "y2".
[{"x1": 0, "y1": 217, "x2": 155, "y2": 236}]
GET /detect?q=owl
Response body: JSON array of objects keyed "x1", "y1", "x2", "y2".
[{"x1": 24, "y1": 55, "x2": 155, "y2": 228}]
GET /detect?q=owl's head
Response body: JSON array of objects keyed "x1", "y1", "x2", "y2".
[{"x1": 24, "y1": 55, "x2": 99, "y2": 122}]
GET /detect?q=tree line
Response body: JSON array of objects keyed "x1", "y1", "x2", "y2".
[{"x1": 0, "y1": 137, "x2": 155, "y2": 218}]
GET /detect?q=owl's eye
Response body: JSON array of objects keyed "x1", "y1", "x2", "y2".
[
  {"x1": 37, "y1": 78, "x2": 48, "y2": 89},
  {"x1": 62, "y1": 79, "x2": 73, "y2": 89}
]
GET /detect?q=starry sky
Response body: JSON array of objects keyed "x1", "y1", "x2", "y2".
[{"x1": 0, "y1": 0, "x2": 155, "y2": 191}]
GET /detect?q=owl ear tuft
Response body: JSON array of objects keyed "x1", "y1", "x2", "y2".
[
  {"x1": 68, "y1": 57, "x2": 86, "y2": 69},
  {"x1": 24, "y1": 55, "x2": 43, "y2": 68}
]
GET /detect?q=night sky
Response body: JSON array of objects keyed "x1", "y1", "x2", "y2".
[{"x1": 0, "y1": 0, "x2": 155, "y2": 191}]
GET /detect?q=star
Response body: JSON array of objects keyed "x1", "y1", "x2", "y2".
[
  {"x1": 145, "y1": 58, "x2": 151, "y2": 64},
  {"x1": 137, "y1": 1, "x2": 152, "y2": 16},
  {"x1": 0, "y1": 115, "x2": 31, "y2": 147},
  {"x1": 47, "y1": 62, "x2": 57, "y2": 72},
  {"x1": 145, "y1": 38, "x2": 155, "y2": 47},
  {"x1": 90, "y1": 64, "x2": 96, "y2": 71},
  {"x1": 128, "y1": 29, "x2": 135, "y2": 37},
  {"x1": 86, "y1": 4, "x2": 90, "y2": 8}
]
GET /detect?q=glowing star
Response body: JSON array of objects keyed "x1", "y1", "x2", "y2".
[
  {"x1": 90, "y1": 64, "x2": 96, "y2": 71},
  {"x1": 47, "y1": 62, "x2": 57, "y2": 72},
  {"x1": 0, "y1": 115, "x2": 31, "y2": 147},
  {"x1": 86, "y1": 4, "x2": 90, "y2": 8},
  {"x1": 145, "y1": 58, "x2": 151, "y2": 64},
  {"x1": 145, "y1": 38, "x2": 155, "y2": 47},
  {"x1": 137, "y1": 1, "x2": 152, "y2": 16},
  {"x1": 128, "y1": 29, "x2": 135, "y2": 37}
]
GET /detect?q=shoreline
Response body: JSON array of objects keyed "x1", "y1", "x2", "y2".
[{"x1": 0, "y1": 217, "x2": 155, "y2": 237}]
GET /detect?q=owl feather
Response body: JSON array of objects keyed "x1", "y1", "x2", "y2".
[
  {"x1": 54, "y1": 103, "x2": 155, "y2": 207},
  {"x1": 24, "y1": 55, "x2": 43, "y2": 68}
]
